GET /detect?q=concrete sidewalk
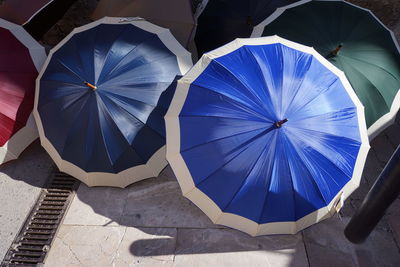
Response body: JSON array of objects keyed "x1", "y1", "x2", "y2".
[
  {"x1": 42, "y1": 119, "x2": 400, "y2": 266},
  {"x1": 0, "y1": 142, "x2": 53, "y2": 260}
]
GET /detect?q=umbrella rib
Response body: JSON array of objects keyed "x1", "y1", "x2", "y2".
[
  {"x1": 340, "y1": 53, "x2": 400, "y2": 84},
  {"x1": 58, "y1": 94, "x2": 93, "y2": 157},
  {"x1": 56, "y1": 58, "x2": 86, "y2": 82},
  {"x1": 41, "y1": 79, "x2": 85, "y2": 88},
  {"x1": 100, "y1": 92, "x2": 166, "y2": 141},
  {"x1": 257, "y1": 132, "x2": 280, "y2": 223},
  {"x1": 282, "y1": 134, "x2": 298, "y2": 222},
  {"x1": 99, "y1": 34, "x2": 170, "y2": 84},
  {"x1": 195, "y1": 127, "x2": 275, "y2": 188},
  {"x1": 94, "y1": 25, "x2": 142, "y2": 83},
  {"x1": 101, "y1": 90, "x2": 156, "y2": 110},
  {"x1": 286, "y1": 78, "x2": 338, "y2": 116},
  {"x1": 180, "y1": 125, "x2": 269, "y2": 153},
  {"x1": 179, "y1": 114, "x2": 270, "y2": 123},
  {"x1": 274, "y1": 53, "x2": 313, "y2": 116},
  {"x1": 94, "y1": 94, "x2": 145, "y2": 168},
  {"x1": 284, "y1": 138, "x2": 331, "y2": 206},
  {"x1": 100, "y1": 54, "x2": 179, "y2": 86},
  {"x1": 341, "y1": 60, "x2": 392, "y2": 110},
  {"x1": 211, "y1": 59, "x2": 268, "y2": 112},
  {"x1": 284, "y1": 135, "x2": 330, "y2": 207},
  {"x1": 289, "y1": 125, "x2": 362, "y2": 153},
  {"x1": 242, "y1": 46, "x2": 277, "y2": 109},
  {"x1": 191, "y1": 83, "x2": 269, "y2": 121},
  {"x1": 220, "y1": 132, "x2": 273, "y2": 213},
  {"x1": 288, "y1": 130, "x2": 355, "y2": 182}
]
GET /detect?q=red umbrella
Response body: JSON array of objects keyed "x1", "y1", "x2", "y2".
[{"x1": 0, "y1": 18, "x2": 46, "y2": 164}]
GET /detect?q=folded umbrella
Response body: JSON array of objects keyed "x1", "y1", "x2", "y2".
[
  {"x1": 0, "y1": 18, "x2": 46, "y2": 164},
  {"x1": 165, "y1": 36, "x2": 370, "y2": 235},
  {"x1": 252, "y1": 0, "x2": 400, "y2": 139},
  {"x1": 195, "y1": 0, "x2": 298, "y2": 56},
  {"x1": 34, "y1": 17, "x2": 192, "y2": 187}
]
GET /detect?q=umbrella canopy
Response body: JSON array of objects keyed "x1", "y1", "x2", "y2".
[
  {"x1": 0, "y1": 18, "x2": 46, "y2": 164},
  {"x1": 165, "y1": 36, "x2": 370, "y2": 235},
  {"x1": 34, "y1": 17, "x2": 192, "y2": 187},
  {"x1": 252, "y1": 0, "x2": 400, "y2": 139},
  {"x1": 195, "y1": 0, "x2": 298, "y2": 56},
  {"x1": 0, "y1": 0, "x2": 77, "y2": 40},
  {"x1": 92, "y1": 0, "x2": 195, "y2": 49}
]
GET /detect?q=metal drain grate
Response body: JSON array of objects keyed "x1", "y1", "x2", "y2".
[{"x1": 1, "y1": 171, "x2": 80, "y2": 267}]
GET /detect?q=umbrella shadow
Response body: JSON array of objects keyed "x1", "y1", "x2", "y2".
[
  {"x1": 71, "y1": 169, "x2": 313, "y2": 265},
  {"x1": 67, "y1": 93, "x2": 400, "y2": 264},
  {"x1": 0, "y1": 140, "x2": 53, "y2": 188}
]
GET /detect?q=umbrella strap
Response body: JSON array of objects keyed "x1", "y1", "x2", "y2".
[{"x1": 333, "y1": 192, "x2": 345, "y2": 213}]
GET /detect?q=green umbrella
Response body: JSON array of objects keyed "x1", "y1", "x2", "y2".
[{"x1": 252, "y1": 0, "x2": 400, "y2": 139}]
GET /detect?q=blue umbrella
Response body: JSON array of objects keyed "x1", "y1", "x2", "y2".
[
  {"x1": 165, "y1": 36, "x2": 370, "y2": 235},
  {"x1": 34, "y1": 17, "x2": 192, "y2": 187}
]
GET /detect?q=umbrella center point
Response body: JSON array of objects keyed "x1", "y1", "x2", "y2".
[
  {"x1": 246, "y1": 16, "x2": 253, "y2": 26},
  {"x1": 327, "y1": 44, "x2": 343, "y2": 58},
  {"x1": 84, "y1": 82, "x2": 97, "y2": 91},
  {"x1": 275, "y1": 118, "x2": 288, "y2": 128}
]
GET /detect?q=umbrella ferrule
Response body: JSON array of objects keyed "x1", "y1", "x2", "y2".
[
  {"x1": 84, "y1": 82, "x2": 97, "y2": 90},
  {"x1": 246, "y1": 16, "x2": 253, "y2": 26},
  {"x1": 331, "y1": 44, "x2": 343, "y2": 56},
  {"x1": 275, "y1": 118, "x2": 288, "y2": 128}
]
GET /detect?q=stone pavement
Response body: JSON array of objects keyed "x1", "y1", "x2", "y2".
[
  {"x1": 42, "y1": 115, "x2": 400, "y2": 267},
  {"x1": 0, "y1": 141, "x2": 53, "y2": 260}
]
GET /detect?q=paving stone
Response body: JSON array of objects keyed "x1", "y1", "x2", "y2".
[
  {"x1": 370, "y1": 135, "x2": 396, "y2": 166},
  {"x1": 63, "y1": 184, "x2": 129, "y2": 226},
  {"x1": 173, "y1": 228, "x2": 308, "y2": 267},
  {"x1": 115, "y1": 227, "x2": 177, "y2": 266},
  {"x1": 119, "y1": 178, "x2": 220, "y2": 228},
  {"x1": 360, "y1": 151, "x2": 384, "y2": 186},
  {"x1": 384, "y1": 124, "x2": 400, "y2": 148},
  {"x1": 44, "y1": 225, "x2": 126, "y2": 267},
  {"x1": 0, "y1": 142, "x2": 53, "y2": 260},
  {"x1": 64, "y1": 175, "x2": 218, "y2": 229},
  {"x1": 387, "y1": 199, "x2": 400, "y2": 248},
  {"x1": 45, "y1": 226, "x2": 177, "y2": 267},
  {"x1": 306, "y1": 242, "x2": 356, "y2": 267},
  {"x1": 303, "y1": 216, "x2": 400, "y2": 267}
]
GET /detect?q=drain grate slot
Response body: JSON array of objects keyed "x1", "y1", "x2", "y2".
[{"x1": 1, "y1": 171, "x2": 79, "y2": 267}]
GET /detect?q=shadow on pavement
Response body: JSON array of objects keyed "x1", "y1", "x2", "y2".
[{"x1": 0, "y1": 139, "x2": 53, "y2": 188}]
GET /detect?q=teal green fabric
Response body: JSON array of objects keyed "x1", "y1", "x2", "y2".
[{"x1": 259, "y1": 1, "x2": 400, "y2": 128}]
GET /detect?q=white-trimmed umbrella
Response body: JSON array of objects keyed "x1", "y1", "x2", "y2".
[
  {"x1": 0, "y1": 18, "x2": 46, "y2": 164},
  {"x1": 34, "y1": 17, "x2": 192, "y2": 187},
  {"x1": 165, "y1": 36, "x2": 370, "y2": 235}
]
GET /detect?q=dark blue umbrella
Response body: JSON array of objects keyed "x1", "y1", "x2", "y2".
[
  {"x1": 194, "y1": 0, "x2": 298, "y2": 56},
  {"x1": 34, "y1": 17, "x2": 192, "y2": 187},
  {"x1": 165, "y1": 37, "x2": 370, "y2": 235}
]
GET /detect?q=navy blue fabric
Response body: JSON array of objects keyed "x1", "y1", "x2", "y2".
[
  {"x1": 195, "y1": 0, "x2": 297, "y2": 55},
  {"x1": 38, "y1": 24, "x2": 181, "y2": 173},
  {"x1": 179, "y1": 44, "x2": 362, "y2": 223}
]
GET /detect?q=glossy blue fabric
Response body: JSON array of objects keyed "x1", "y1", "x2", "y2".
[
  {"x1": 38, "y1": 24, "x2": 181, "y2": 173},
  {"x1": 179, "y1": 43, "x2": 362, "y2": 223}
]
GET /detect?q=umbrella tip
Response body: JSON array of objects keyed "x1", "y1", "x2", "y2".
[
  {"x1": 327, "y1": 44, "x2": 343, "y2": 58},
  {"x1": 84, "y1": 82, "x2": 97, "y2": 90},
  {"x1": 275, "y1": 118, "x2": 288, "y2": 128},
  {"x1": 246, "y1": 16, "x2": 253, "y2": 26}
]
